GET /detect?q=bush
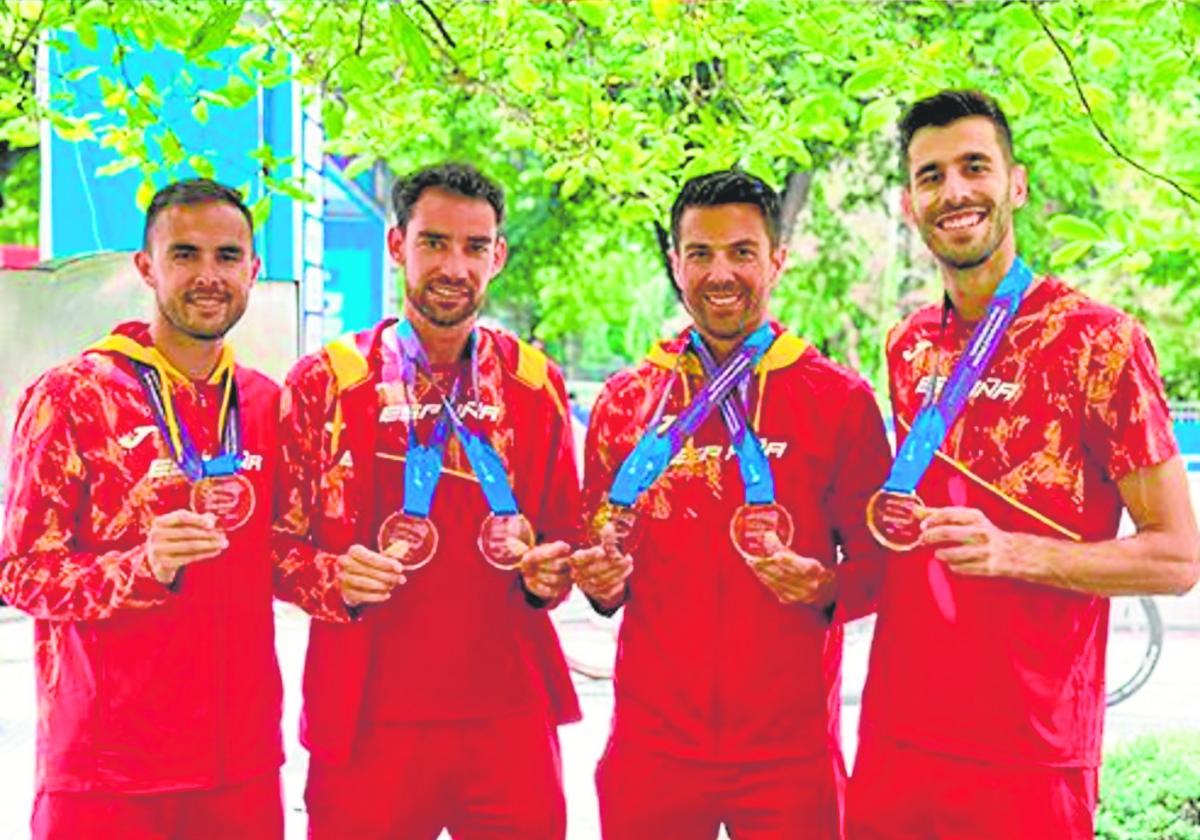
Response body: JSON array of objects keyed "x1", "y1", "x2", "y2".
[{"x1": 1096, "y1": 732, "x2": 1200, "y2": 840}]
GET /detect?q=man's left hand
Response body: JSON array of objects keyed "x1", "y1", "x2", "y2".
[
  {"x1": 747, "y1": 532, "x2": 837, "y2": 608},
  {"x1": 518, "y1": 539, "x2": 573, "y2": 602},
  {"x1": 921, "y1": 507, "x2": 1026, "y2": 578}
]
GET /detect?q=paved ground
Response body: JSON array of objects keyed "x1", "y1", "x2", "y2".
[{"x1": 2, "y1": 593, "x2": 1198, "y2": 840}]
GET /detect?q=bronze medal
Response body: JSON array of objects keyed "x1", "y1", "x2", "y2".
[
  {"x1": 478, "y1": 512, "x2": 536, "y2": 571},
  {"x1": 729, "y1": 502, "x2": 795, "y2": 561},
  {"x1": 189, "y1": 473, "x2": 256, "y2": 531},
  {"x1": 865, "y1": 489, "x2": 927, "y2": 551},
  {"x1": 377, "y1": 511, "x2": 439, "y2": 569}
]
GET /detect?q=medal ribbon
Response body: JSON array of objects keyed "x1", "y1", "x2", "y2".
[
  {"x1": 608, "y1": 322, "x2": 777, "y2": 508},
  {"x1": 390, "y1": 321, "x2": 520, "y2": 518},
  {"x1": 883, "y1": 256, "x2": 1034, "y2": 494},
  {"x1": 690, "y1": 330, "x2": 776, "y2": 505},
  {"x1": 90, "y1": 335, "x2": 242, "y2": 480}
]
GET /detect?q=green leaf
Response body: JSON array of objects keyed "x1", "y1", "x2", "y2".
[
  {"x1": 575, "y1": 0, "x2": 606, "y2": 28},
  {"x1": 75, "y1": 19, "x2": 98, "y2": 51},
  {"x1": 192, "y1": 99, "x2": 209, "y2": 125},
  {"x1": 1048, "y1": 214, "x2": 1106, "y2": 242},
  {"x1": 65, "y1": 65, "x2": 98, "y2": 83},
  {"x1": 508, "y1": 56, "x2": 542, "y2": 95},
  {"x1": 1049, "y1": 239, "x2": 1093, "y2": 268},
  {"x1": 1016, "y1": 40, "x2": 1058, "y2": 79},
  {"x1": 390, "y1": 5, "x2": 433, "y2": 79},
  {"x1": 189, "y1": 154, "x2": 216, "y2": 180},
  {"x1": 159, "y1": 130, "x2": 185, "y2": 166},
  {"x1": 844, "y1": 65, "x2": 889, "y2": 98},
  {"x1": 94, "y1": 157, "x2": 141, "y2": 177},
  {"x1": 135, "y1": 178, "x2": 157, "y2": 212},
  {"x1": 342, "y1": 155, "x2": 374, "y2": 180},
  {"x1": 1087, "y1": 36, "x2": 1121, "y2": 70},
  {"x1": 322, "y1": 98, "x2": 345, "y2": 140},
  {"x1": 860, "y1": 97, "x2": 900, "y2": 134}
]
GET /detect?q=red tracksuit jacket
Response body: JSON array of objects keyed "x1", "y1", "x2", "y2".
[
  {"x1": 0, "y1": 321, "x2": 283, "y2": 793},
  {"x1": 273, "y1": 320, "x2": 582, "y2": 765},
  {"x1": 582, "y1": 323, "x2": 891, "y2": 763}
]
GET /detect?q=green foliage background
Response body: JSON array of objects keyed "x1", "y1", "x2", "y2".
[
  {"x1": 3, "y1": 0, "x2": 1200, "y2": 394},
  {"x1": 1096, "y1": 731, "x2": 1200, "y2": 839}
]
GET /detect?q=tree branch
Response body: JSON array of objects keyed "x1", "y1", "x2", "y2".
[
  {"x1": 414, "y1": 0, "x2": 456, "y2": 49},
  {"x1": 1029, "y1": 1, "x2": 1199, "y2": 206}
]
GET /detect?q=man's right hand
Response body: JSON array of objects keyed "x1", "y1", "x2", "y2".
[
  {"x1": 146, "y1": 509, "x2": 228, "y2": 585},
  {"x1": 339, "y1": 544, "x2": 408, "y2": 607},
  {"x1": 569, "y1": 524, "x2": 633, "y2": 609}
]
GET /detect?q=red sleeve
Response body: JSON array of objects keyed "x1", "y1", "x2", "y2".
[
  {"x1": 580, "y1": 377, "x2": 630, "y2": 539},
  {"x1": 1083, "y1": 318, "x2": 1179, "y2": 481},
  {"x1": 829, "y1": 381, "x2": 892, "y2": 622},
  {"x1": 532, "y1": 363, "x2": 583, "y2": 546},
  {"x1": 0, "y1": 370, "x2": 169, "y2": 619},
  {"x1": 271, "y1": 355, "x2": 354, "y2": 623}
]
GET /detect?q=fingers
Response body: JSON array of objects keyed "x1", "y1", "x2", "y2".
[
  {"x1": 153, "y1": 509, "x2": 219, "y2": 530},
  {"x1": 920, "y1": 507, "x2": 986, "y2": 529},
  {"x1": 920, "y1": 524, "x2": 986, "y2": 547},
  {"x1": 934, "y1": 544, "x2": 990, "y2": 566},
  {"x1": 340, "y1": 545, "x2": 407, "y2": 599},
  {"x1": 346, "y1": 544, "x2": 407, "y2": 575},
  {"x1": 761, "y1": 531, "x2": 787, "y2": 557}
]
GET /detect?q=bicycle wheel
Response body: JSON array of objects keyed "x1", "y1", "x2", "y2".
[
  {"x1": 549, "y1": 588, "x2": 620, "y2": 681},
  {"x1": 1105, "y1": 596, "x2": 1163, "y2": 707}
]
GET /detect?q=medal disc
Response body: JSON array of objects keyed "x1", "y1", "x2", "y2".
[
  {"x1": 729, "y1": 502, "x2": 795, "y2": 561},
  {"x1": 865, "y1": 489, "x2": 927, "y2": 551},
  {"x1": 189, "y1": 474, "x2": 256, "y2": 531},
  {"x1": 377, "y1": 512, "x2": 439, "y2": 569},
  {"x1": 592, "y1": 502, "x2": 641, "y2": 553},
  {"x1": 478, "y1": 513, "x2": 536, "y2": 570}
]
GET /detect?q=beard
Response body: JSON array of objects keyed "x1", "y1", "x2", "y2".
[
  {"x1": 157, "y1": 290, "x2": 246, "y2": 341},
  {"x1": 411, "y1": 282, "x2": 483, "y2": 328},
  {"x1": 922, "y1": 197, "x2": 1014, "y2": 272}
]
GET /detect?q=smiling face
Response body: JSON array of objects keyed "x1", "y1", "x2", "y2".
[
  {"x1": 387, "y1": 187, "x2": 508, "y2": 329},
  {"x1": 134, "y1": 200, "x2": 259, "y2": 342},
  {"x1": 670, "y1": 202, "x2": 786, "y2": 347},
  {"x1": 902, "y1": 115, "x2": 1028, "y2": 272}
]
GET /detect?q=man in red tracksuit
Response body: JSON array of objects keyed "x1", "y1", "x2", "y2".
[
  {"x1": 573, "y1": 169, "x2": 891, "y2": 839},
  {"x1": 846, "y1": 90, "x2": 1200, "y2": 838},
  {"x1": 273, "y1": 162, "x2": 582, "y2": 839},
  {"x1": 0, "y1": 180, "x2": 284, "y2": 839}
]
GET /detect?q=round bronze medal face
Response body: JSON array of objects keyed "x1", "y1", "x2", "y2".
[
  {"x1": 190, "y1": 474, "x2": 256, "y2": 532},
  {"x1": 377, "y1": 512, "x2": 439, "y2": 570},
  {"x1": 478, "y1": 512, "x2": 536, "y2": 571},
  {"x1": 865, "y1": 489, "x2": 927, "y2": 551},
  {"x1": 592, "y1": 502, "x2": 642, "y2": 554},
  {"x1": 729, "y1": 502, "x2": 795, "y2": 562}
]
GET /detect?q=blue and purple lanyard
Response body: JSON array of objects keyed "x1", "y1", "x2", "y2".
[
  {"x1": 883, "y1": 256, "x2": 1034, "y2": 494},
  {"x1": 607, "y1": 322, "x2": 777, "y2": 508},
  {"x1": 131, "y1": 363, "x2": 243, "y2": 480},
  {"x1": 390, "y1": 320, "x2": 520, "y2": 519}
]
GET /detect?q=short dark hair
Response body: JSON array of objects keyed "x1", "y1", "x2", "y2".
[
  {"x1": 391, "y1": 162, "x2": 505, "y2": 229},
  {"x1": 143, "y1": 179, "x2": 254, "y2": 250},
  {"x1": 899, "y1": 89, "x2": 1014, "y2": 173},
  {"x1": 669, "y1": 169, "x2": 782, "y2": 249}
]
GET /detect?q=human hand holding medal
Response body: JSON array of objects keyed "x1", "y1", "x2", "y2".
[
  {"x1": 746, "y1": 531, "x2": 837, "y2": 607},
  {"x1": 518, "y1": 539, "x2": 573, "y2": 601},
  {"x1": 145, "y1": 509, "x2": 228, "y2": 585},
  {"x1": 339, "y1": 544, "x2": 408, "y2": 607},
  {"x1": 569, "y1": 521, "x2": 634, "y2": 607}
]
